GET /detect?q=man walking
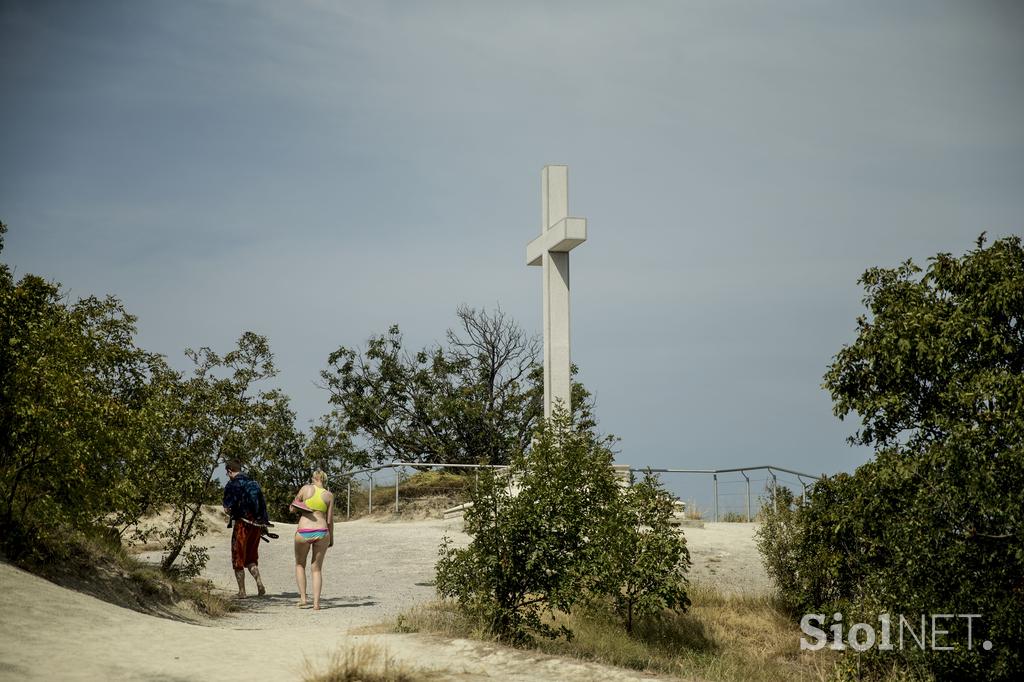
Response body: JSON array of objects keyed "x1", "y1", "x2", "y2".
[{"x1": 222, "y1": 459, "x2": 268, "y2": 597}]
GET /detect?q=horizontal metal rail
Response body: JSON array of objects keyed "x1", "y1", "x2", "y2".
[
  {"x1": 646, "y1": 466, "x2": 821, "y2": 522},
  {"x1": 345, "y1": 461, "x2": 510, "y2": 477},
  {"x1": 338, "y1": 461, "x2": 822, "y2": 521},
  {"x1": 641, "y1": 465, "x2": 822, "y2": 479}
]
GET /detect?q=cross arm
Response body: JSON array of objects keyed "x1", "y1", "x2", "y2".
[{"x1": 526, "y1": 217, "x2": 587, "y2": 266}]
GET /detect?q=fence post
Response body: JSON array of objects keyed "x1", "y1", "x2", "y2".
[
  {"x1": 798, "y1": 475, "x2": 806, "y2": 506},
  {"x1": 346, "y1": 479, "x2": 351, "y2": 520},
  {"x1": 369, "y1": 473, "x2": 374, "y2": 515},
  {"x1": 395, "y1": 468, "x2": 400, "y2": 514},
  {"x1": 743, "y1": 471, "x2": 751, "y2": 522},
  {"x1": 713, "y1": 473, "x2": 718, "y2": 522},
  {"x1": 770, "y1": 470, "x2": 778, "y2": 513}
]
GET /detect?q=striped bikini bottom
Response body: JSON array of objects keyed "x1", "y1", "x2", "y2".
[{"x1": 295, "y1": 528, "x2": 329, "y2": 544}]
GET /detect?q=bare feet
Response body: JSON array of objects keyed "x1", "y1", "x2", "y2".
[
  {"x1": 236, "y1": 591, "x2": 246, "y2": 598},
  {"x1": 312, "y1": 604, "x2": 320, "y2": 611},
  {"x1": 296, "y1": 598, "x2": 307, "y2": 608},
  {"x1": 247, "y1": 565, "x2": 264, "y2": 597}
]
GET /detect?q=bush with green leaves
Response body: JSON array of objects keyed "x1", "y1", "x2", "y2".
[
  {"x1": 754, "y1": 486, "x2": 804, "y2": 609},
  {"x1": 435, "y1": 408, "x2": 619, "y2": 642},
  {"x1": 591, "y1": 470, "x2": 691, "y2": 634},
  {"x1": 759, "y1": 235, "x2": 1024, "y2": 680},
  {"x1": 435, "y1": 409, "x2": 690, "y2": 643}
]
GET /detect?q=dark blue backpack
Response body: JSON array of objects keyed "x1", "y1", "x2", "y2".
[{"x1": 229, "y1": 475, "x2": 268, "y2": 523}]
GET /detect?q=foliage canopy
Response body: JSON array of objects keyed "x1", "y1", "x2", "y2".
[
  {"x1": 436, "y1": 409, "x2": 690, "y2": 643},
  {"x1": 760, "y1": 235, "x2": 1024, "y2": 680},
  {"x1": 0, "y1": 221, "x2": 365, "y2": 576},
  {"x1": 322, "y1": 305, "x2": 595, "y2": 465}
]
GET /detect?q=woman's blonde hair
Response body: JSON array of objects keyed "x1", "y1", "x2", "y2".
[{"x1": 312, "y1": 469, "x2": 327, "y2": 487}]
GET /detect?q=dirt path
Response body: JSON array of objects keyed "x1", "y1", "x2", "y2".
[
  {"x1": 176, "y1": 516, "x2": 473, "y2": 634},
  {"x1": 684, "y1": 522, "x2": 770, "y2": 594},
  {"x1": 0, "y1": 517, "x2": 768, "y2": 681},
  {"x1": 161, "y1": 516, "x2": 768, "y2": 632}
]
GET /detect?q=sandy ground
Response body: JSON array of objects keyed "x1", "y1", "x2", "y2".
[
  {"x1": 683, "y1": 522, "x2": 769, "y2": 594},
  {"x1": 0, "y1": 517, "x2": 767, "y2": 681}
]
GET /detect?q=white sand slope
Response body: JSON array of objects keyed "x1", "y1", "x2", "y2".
[
  {"x1": 0, "y1": 517, "x2": 766, "y2": 680},
  {"x1": 0, "y1": 560, "x2": 663, "y2": 681}
]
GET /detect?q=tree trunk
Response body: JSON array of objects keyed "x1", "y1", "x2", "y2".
[{"x1": 161, "y1": 501, "x2": 204, "y2": 571}]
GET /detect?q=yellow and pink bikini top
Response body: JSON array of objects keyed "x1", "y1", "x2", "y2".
[{"x1": 303, "y1": 485, "x2": 328, "y2": 513}]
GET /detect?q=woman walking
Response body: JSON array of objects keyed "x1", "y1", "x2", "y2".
[{"x1": 290, "y1": 470, "x2": 335, "y2": 610}]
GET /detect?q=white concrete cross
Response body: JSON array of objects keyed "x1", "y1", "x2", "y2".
[{"x1": 526, "y1": 165, "x2": 587, "y2": 419}]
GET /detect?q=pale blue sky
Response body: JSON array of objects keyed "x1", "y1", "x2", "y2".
[{"x1": 3, "y1": 1, "x2": 1023, "y2": 506}]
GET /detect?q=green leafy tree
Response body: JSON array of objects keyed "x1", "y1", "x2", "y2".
[
  {"x1": 0, "y1": 222, "x2": 162, "y2": 556},
  {"x1": 154, "y1": 332, "x2": 281, "y2": 575},
  {"x1": 592, "y1": 470, "x2": 691, "y2": 634},
  {"x1": 763, "y1": 235, "x2": 1023, "y2": 680},
  {"x1": 435, "y1": 408, "x2": 620, "y2": 642},
  {"x1": 321, "y1": 305, "x2": 596, "y2": 465},
  {"x1": 0, "y1": 222, "x2": 317, "y2": 581}
]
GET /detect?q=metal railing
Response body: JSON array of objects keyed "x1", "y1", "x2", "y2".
[
  {"x1": 337, "y1": 461, "x2": 821, "y2": 521},
  {"x1": 642, "y1": 465, "x2": 822, "y2": 522},
  {"x1": 341, "y1": 462, "x2": 508, "y2": 519}
]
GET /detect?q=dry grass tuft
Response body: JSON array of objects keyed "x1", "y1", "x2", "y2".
[
  {"x1": 684, "y1": 499, "x2": 706, "y2": 520},
  {"x1": 396, "y1": 581, "x2": 841, "y2": 681},
  {"x1": 395, "y1": 601, "x2": 492, "y2": 640},
  {"x1": 171, "y1": 575, "x2": 234, "y2": 617},
  {"x1": 303, "y1": 643, "x2": 436, "y2": 682}
]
